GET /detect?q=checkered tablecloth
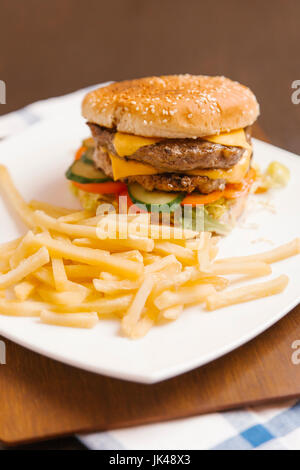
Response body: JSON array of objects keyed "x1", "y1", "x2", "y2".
[{"x1": 1, "y1": 87, "x2": 299, "y2": 451}]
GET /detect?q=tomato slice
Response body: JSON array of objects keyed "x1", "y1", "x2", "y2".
[
  {"x1": 181, "y1": 191, "x2": 224, "y2": 206},
  {"x1": 119, "y1": 188, "x2": 133, "y2": 209},
  {"x1": 223, "y1": 168, "x2": 256, "y2": 199},
  {"x1": 223, "y1": 187, "x2": 246, "y2": 199},
  {"x1": 73, "y1": 180, "x2": 127, "y2": 194},
  {"x1": 181, "y1": 168, "x2": 257, "y2": 205},
  {"x1": 246, "y1": 167, "x2": 256, "y2": 186},
  {"x1": 75, "y1": 146, "x2": 87, "y2": 161}
]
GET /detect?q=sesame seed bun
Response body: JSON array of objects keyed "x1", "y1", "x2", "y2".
[{"x1": 82, "y1": 75, "x2": 259, "y2": 139}]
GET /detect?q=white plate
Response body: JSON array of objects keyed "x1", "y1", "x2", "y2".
[{"x1": 0, "y1": 111, "x2": 299, "y2": 384}]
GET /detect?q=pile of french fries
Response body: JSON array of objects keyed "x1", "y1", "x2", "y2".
[{"x1": 0, "y1": 164, "x2": 299, "y2": 339}]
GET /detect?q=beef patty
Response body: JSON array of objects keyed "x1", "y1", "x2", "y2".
[
  {"x1": 93, "y1": 147, "x2": 226, "y2": 193},
  {"x1": 88, "y1": 123, "x2": 251, "y2": 172}
]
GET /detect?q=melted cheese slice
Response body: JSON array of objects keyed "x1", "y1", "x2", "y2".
[
  {"x1": 203, "y1": 128, "x2": 252, "y2": 151},
  {"x1": 109, "y1": 150, "x2": 251, "y2": 183},
  {"x1": 114, "y1": 132, "x2": 161, "y2": 157},
  {"x1": 114, "y1": 128, "x2": 251, "y2": 157},
  {"x1": 110, "y1": 129, "x2": 252, "y2": 182},
  {"x1": 109, "y1": 152, "x2": 158, "y2": 180},
  {"x1": 187, "y1": 149, "x2": 251, "y2": 183}
]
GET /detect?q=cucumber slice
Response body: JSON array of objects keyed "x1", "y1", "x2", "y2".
[
  {"x1": 81, "y1": 151, "x2": 94, "y2": 165},
  {"x1": 128, "y1": 183, "x2": 184, "y2": 211},
  {"x1": 66, "y1": 158, "x2": 110, "y2": 184}
]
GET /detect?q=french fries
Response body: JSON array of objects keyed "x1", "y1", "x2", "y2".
[
  {"x1": 33, "y1": 267, "x2": 55, "y2": 287},
  {"x1": 154, "y1": 241, "x2": 195, "y2": 265},
  {"x1": 196, "y1": 232, "x2": 212, "y2": 272},
  {"x1": 160, "y1": 305, "x2": 183, "y2": 321},
  {"x1": 214, "y1": 238, "x2": 300, "y2": 265},
  {"x1": 100, "y1": 272, "x2": 120, "y2": 281},
  {"x1": 93, "y1": 278, "x2": 141, "y2": 294},
  {"x1": 29, "y1": 200, "x2": 74, "y2": 217},
  {"x1": 149, "y1": 270, "x2": 193, "y2": 300},
  {"x1": 14, "y1": 280, "x2": 36, "y2": 301},
  {"x1": 0, "y1": 237, "x2": 22, "y2": 255},
  {"x1": 145, "y1": 254, "x2": 181, "y2": 274},
  {"x1": 40, "y1": 310, "x2": 98, "y2": 328},
  {"x1": 50, "y1": 256, "x2": 86, "y2": 293},
  {"x1": 206, "y1": 275, "x2": 289, "y2": 311},
  {"x1": 76, "y1": 295, "x2": 133, "y2": 315},
  {"x1": 122, "y1": 275, "x2": 154, "y2": 336},
  {"x1": 37, "y1": 287, "x2": 88, "y2": 306},
  {"x1": 0, "y1": 247, "x2": 49, "y2": 288},
  {"x1": 0, "y1": 164, "x2": 297, "y2": 337},
  {"x1": 0, "y1": 299, "x2": 51, "y2": 316},
  {"x1": 129, "y1": 316, "x2": 154, "y2": 339},
  {"x1": 64, "y1": 264, "x2": 102, "y2": 280},
  {"x1": 9, "y1": 231, "x2": 35, "y2": 268},
  {"x1": 30, "y1": 233, "x2": 143, "y2": 279},
  {"x1": 111, "y1": 250, "x2": 144, "y2": 263},
  {"x1": 51, "y1": 257, "x2": 68, "y2": 291},
  {"x1": 211, "y1": 261, "x2": 271, "y2": 277},
  {"x1": 34, "y1": 210, "x2": 154, "y2": 252},
  {"x1": 58, "y1": 210, "x2": 94, "y2": 223},
  {"x1": 0, "y1": 165, "x2": 35, "y2": 228},
  {"x1": 0, "y1": 259, "x2": 10, "y2": 273},
  {"x1": 154, "y1": 284, "x2": 216, "y2": 310}
]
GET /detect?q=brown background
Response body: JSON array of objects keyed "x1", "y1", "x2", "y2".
[
  {"x1": 0, "y1": 0, "x2": 299, "y2": 450},
  {"x1": 0, "y1": 0, "x2": 300, "y2": 153}
]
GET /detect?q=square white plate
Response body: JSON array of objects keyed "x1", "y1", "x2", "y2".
[{"x1": 0, "y1": 111, "x2": 299, "y2": 383}]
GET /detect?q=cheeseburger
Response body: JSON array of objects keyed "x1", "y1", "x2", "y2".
[{"x1": 67, "y1": 75, "x2": 259, "y2": 234}]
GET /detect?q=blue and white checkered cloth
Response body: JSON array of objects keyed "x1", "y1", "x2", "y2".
[{"x1": 1, "y1": 87, "x2": 299, "y2": 451}]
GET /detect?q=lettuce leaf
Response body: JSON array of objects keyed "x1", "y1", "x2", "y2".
[
  {"x1": 179, "y1": 204, "x2": 232, "y2": 235},
  {"x1": 205, "y1": 197, "x2": 229, "y2": 220},
  {"x1": 203, "y1": 209, "x2": 232, "y2": 235},
  {"x1": 69, "y1": 183, "x2": 117, "y2": 211}
]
